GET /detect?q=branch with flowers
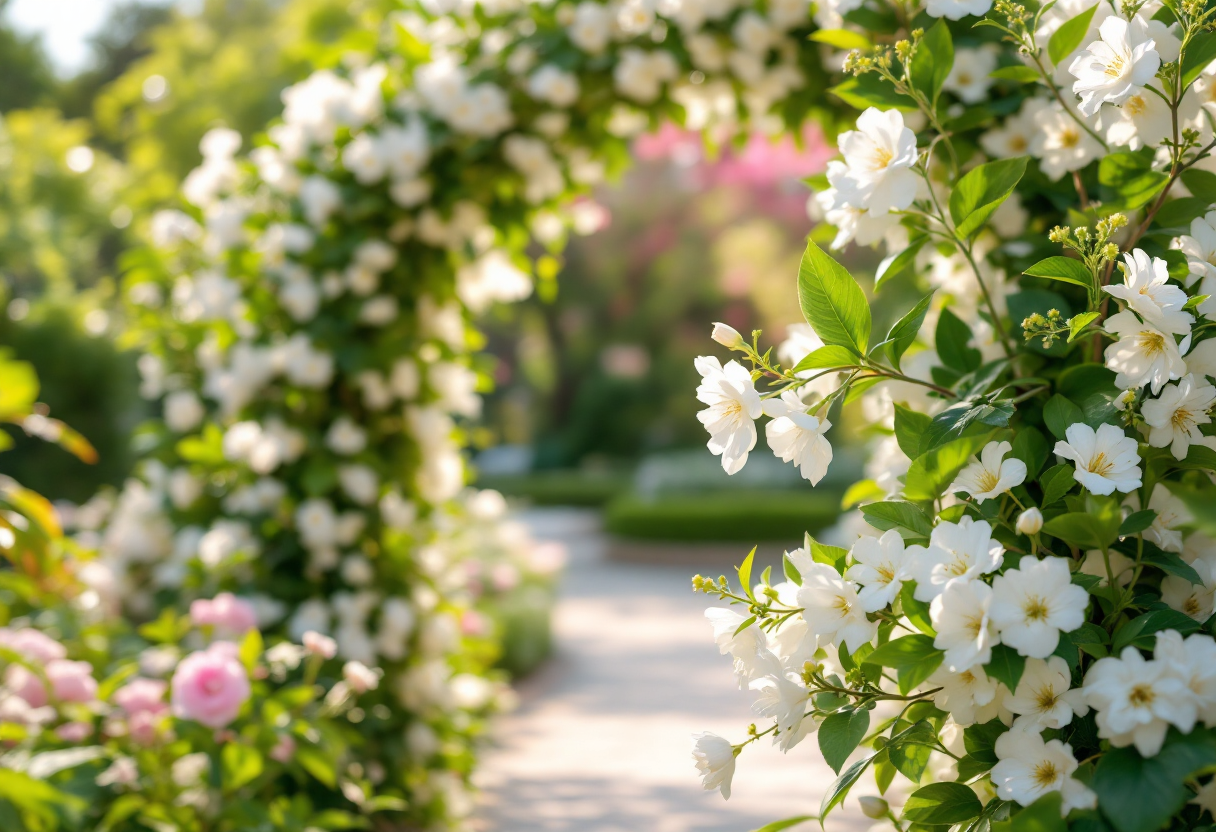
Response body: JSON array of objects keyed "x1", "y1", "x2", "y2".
[{"x1": 691, "y1": 2, "x2": 1216, "y2": 830}]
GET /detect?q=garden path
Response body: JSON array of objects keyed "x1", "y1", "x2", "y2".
[{"x1": 474, "y1": 507, "x2": 870, "y2": 832}]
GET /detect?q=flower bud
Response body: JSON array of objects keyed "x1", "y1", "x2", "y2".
[
  {"x1": 1016, "y1": 507, "x2": 1043, "y2": 536},
  {"x1": 711, "y1": 323, "x2": 745, "y2": 349},
  {"x1": 858, "y1": 796, "x2": 889, "y2": 819}
]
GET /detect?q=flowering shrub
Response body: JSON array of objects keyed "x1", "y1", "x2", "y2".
[
  {"x1": 691, "y1": 2, "x2": 1216, "y2": 831},
  {"x1": 0, "y1": 361, "x2": 404, "y2": 830}
]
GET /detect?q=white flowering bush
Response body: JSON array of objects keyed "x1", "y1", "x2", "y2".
[
  {"x1": 95, "y1": 0, "x2": 832, "y2": 826},
  {"x1": 691, "y1": 1, "x2": 1216, "y2": 830}
]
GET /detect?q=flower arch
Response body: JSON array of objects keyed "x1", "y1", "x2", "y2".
[{"x1": 97, "y1": 0, "x2": 845, "y2": 825}]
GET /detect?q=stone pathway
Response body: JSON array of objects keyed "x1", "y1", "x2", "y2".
[{"x1": 474, "y1": 508, "x2": 870, "y2": 832}]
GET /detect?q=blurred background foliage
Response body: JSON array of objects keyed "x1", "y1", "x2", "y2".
[{"x1": 0, "y1": 0, "x2": 886, "y2": 545}]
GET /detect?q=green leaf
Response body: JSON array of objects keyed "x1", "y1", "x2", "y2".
[
  {"x1": 910, "y1": 20, "x2": 954, "y2": 105},
  {"x1": 1182, "y1": 168, "x2": 1216, "y2": 202},
  {"x1": 749, "y1": 817, "x2": 817, "y2": 832},
  {"x1": 819, "y1": 709, "x2": 872, "y2": 774},
  {"x1": 865, "y1": 634, "x2": 944, "y2": 694},
  {"x1": 1011, "y1": 427, "x2": 1049, "y2": 479},
  {"x1": 797, "y1": 240, "x2": 871, "y2": 357},
  {"x1": 992, "y1": 792, "x2": 1066, "y2": 832},
  {"x1": 1112, "y1": 608, "x2": 1201, "y2": 652},
  {"x1": 936, "y1": 308, "x2": 982, "y2": 374},
  {"x1": 222, "y1": 743, "x2": 264, "y2": 790},
  {"x1": 1118, "y1": 509, "x2": 1157, "y2": 537},
  {"x1": 1182, "y1": 31, "x2": 1216, "y2": 87},
  {"x1": 900, "y1": 582, "x2": 936, "y2": 636},
  {"x1": 885, "y1": 294, "x2": 935, "y2": 370},
  {"x1": 989, "y1": 65, "x2": 1041, "y2": 83},
  {"x1": 984, "y1": 644, "x2": 1026, "y2": 692},
  {"x1": 1068, "y1": 311, "x2": 1100, "y2": 343},
  {"x1": 811, "y1": 536, "x2": 850, "y2": 573},
  {"x1": 176, "y1": 423, "x2": 225, "y2": 466},
  {"x1": 888, "y1": 720, "x2": 936, "y2": 783},
  {"x1": 905, "y1": 431, "x2": 1006, "y2": 503},
  {"x1": 0, "y1": 355, "x2": 39, "y2": 420},
  {"x1": 295, "y1": 746, "x2": 337, "y2": 787},
  {"x1": 1139, "y1": 547, "x2": 1204, "y2": 584},
  {"x1": 1043, "y1": 498, "x2": 1121, "y2": 550},
  {"x1": 239, "y1": 628, "x2": 263, "y2": 674},
  {"x1": 1042, "y1": 394, "x2": 1085, "y2": 440},
  {"x1": 1186, "y1": 293, "x2": 1211, "y2": 310},
  {"x1": 860, "y1": 501, "x2": 934, "y2": 538},
  {"x1": 820, "y1": 753, "x2": 876, "y2": 822},
  {"x1": 842, "y1": 479, "x2": 885, "y2": 509},
  {"x1": 949, "y1": 156, "x2": 1028, "y2": 240},
  {"x1": 902, "y1": 782, "x2": 983, "y2": 825},
  {"x1": 1092, "y1": 731, "x2": 1216, "y2": 832},
  {"x1": 810, "y1": 28, "x2": 872, "y2": 49},
  {"x1": 830, "y1": 74, "x2": 916, "y2": 111},
  {"x1": 1155, "y1": 196, "x2": 1210, "y2": 229},
  {"x1": 1048, "y1": 3, "x2": 1099, "y2": 65},
  {"x1": 924, "y1": 400, "x2": 1014, "y2": 450},
  {"x1": 963, "y1": 720, "x2": 1007, "y2": 763},
  {"x1": 1023, "y1": 256, "x2": 1093, "y2": 288},
  {"x1": 875, "y1": 240, "x2": 927, "y2": 292},
  {"x1": 738, "y1": 546, "x2": 757, "y2": 595},
  {"x1": 792, "y1": 344, "x2": 860, "y2": 373},
  {"x1": 1039, "y1": 463, "x2": 1076, "y2": 507},
  {"x1": 895, "y1": 405, "x2": 934, "y2": 459},
  {"x1": 1098, "y1": 152, "x2": 1168, "y2": 210}
]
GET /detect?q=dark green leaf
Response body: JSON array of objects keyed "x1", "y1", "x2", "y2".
[
  {"x1": 1182, "y1": 31, "x2": 1216, "y2": 87},
  {"x1": 1112, "y1": 608, "x2": 1201, "y2": 652},
  {"x1": 819, "y1": 709, "x2": 872, "y2": 774},
  {"x1": 905, "y1": 431, "x2": 1007, "y2": 502},
  {"x1": 902, "y1": 782, "x2": 983, "y2": 825},
  {"x1": 821, "y1": 754, "x2": 876, "y2": 822},
  {"x1": 830, "y1": 74, "x2": 915, "y2": 111},
  {"x1": 963, "y1": 720, "x2": 1007, "y2": 763},
  {"x1": 798, "y1": 240, "x2": 871, "y2": 356},
  {"x1": 1042, "y1": 511, "x2": 1119, "y2": 551},
  {"x1": 885, "y1": 293, "x2": 936, "y2": 370},
  {"x1": 1155, "y1": 197, "x2": 1210, "y2": 229},
  {"x1": 1039, "y1": 463, "x2": 1077, "y2": 507},
  {"x1": 888, "y1": 720, "x2": 937, "y2": 783},
  {"x1": 900, "y1": 582, "x2": 936, "y2": 636},
  {"x1": 861, "y1": 501, "x2": 934, "y2": 538},
  {"x1": 1118, "y1": 509, "x2": 1156, "y2": 537},
  {"x1": 1011, "y1": 427, "x2": 1049, "y2": 479},
  {"x1": 910, "y1": 20, "x2": 954, "y2": 105},
  {"x1": 992, "y1": 792, "x2": 1066, "y2": 832},
  {"x1": 984, "y1": 644, "x2": 1026, "y2": 692},
  {"x1": 866, "y1": 634, "x2": 944, "y2": 694},
  {"x1": 1098, "y1": 152, "x2": 1167, "y2": 210},
  {"x1": 1092, "y1": 731, "x2": 1216, "y2": 832},
  {"x1": 1140, "y1": 547, "x2": 1204, "y2": 584},
  {"x1": 1042, "y1": 394, "x2": 1085, "y2": 440},
  {"x1": 937, "y1": 308, "x2": 982, "y2": 373},
  {"x1": 895, "y1": 404, "x2": 934, "y2": 459},
  {"x1": 1181, "y1": 168, "x2": 1216, "y2": 202}
]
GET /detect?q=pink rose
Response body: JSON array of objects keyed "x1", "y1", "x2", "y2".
[
  {"x1": 114, "y1": 678, "x2": 168, "y2": 715},
  {"x1": 269, "y1": 734, "x2": 296, "y2": 763},
  {"x1": 342, "y1": 661, "x2": 380, "y2": 694},
  {"x1": 48, "y1": 660, "x2": 98, "y2": 704},
  {"x1": 126, "y1": 710, "x2": 166, "y2": 746},
  {"x1": 170, "y1": 643, "x2": 251, "y2": 729},
  {"x1": 0, "y1": 628, "x2": 66, "y2": 664},
  {"x1": 302, "y1": 631, "x2": 337, "y2": 660},
  {"x1": 55, "y1": 721, "x2": 93, "y2": 743},
  {"x1": 6, "y1": 665, "x2": 48, "y2": 707},
  {"x1": 190, "y1": 593, "x2": 258, "y2": 637}
]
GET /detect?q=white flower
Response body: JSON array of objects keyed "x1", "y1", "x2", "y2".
[
  {"x1": 527, "y1": 65, "x2": 580, "y2": 107},
  {"x1": 1105, "y1": 310, "x2": 1189, "y2": 394},
  {"x1": 1105, "y1": 88, "x2": 1181, "y2": 150},
  {"x1": 695, "y1": 356, "x2": 763, "y2": 475},
  {"x1": 762, "y1": 392, "x2": 833, "y2": 485},
  {"x1": 299, "y1": 176, "x2": 342, "y2": 228},
  {"x1": 1016, "y1": 508, "x2": 1043, "y2": 536},
  {"x1": 1142, "y1": 374, "x2": 1216, "y2": 460},
  {"x1": 1173, "y1": 212, "x2": 1216, "y2": 316},
  {"x1": 1069, "y1": 15, "x2": 1162, "y2": 117},
  {"x1": 814, "y1": 179, "x2": 901, "y2": 249},
  {"x1": 567, "y1": 2, "x2": 612, "y2": 54},
  {"x1": 982, "y1": 98, "x2": 1050, "y2": 159},
  {"x1": 924, "y1": 0, "x2": 992, "y2": 19},
  {"x1": 1103, "y1": 249, "x2": 1192, "y2": 332},
  {"x1": 1155, "y1": 629, "x2": 1216, "y2": 724},
  {"x1": 613, "y1": 48, "x2": 678, "y2": 103},
  {"x1": 930, "y1": 578, "x2": 998, "y2": 673},
  {"x1": 326, "y1": 417, "x2": 367, "y2": 455},
  {"x1": 1029, "y1": 103, "x2": 1103, "y2": 180},
  {"x1": 706, "y1": 607, "x2": 778, "y2": 688},
  {"x1": 844, "y1": 529, "x2": 915, "y2": 612},
  {"x1": 711, "y1": 322, "x2": 745, "y2": 349},
  {"x1": 692, "y1": 732, "x2": 736, "y2": 800},
  {"x1": 750, "y1": 672, "x2": 813, "y2": 751},
  {"x1": 1053, "y1": 422, "x2": 1143, "y2": 495},
  {"x1": 1128, "y1": 483, "x2": 1192, "y2": 553},
  {"x1": 1162, "y1": 555, "x2": 1216, "y2": 621},
  {"x1": 992, "y1": 728, "x2": 1097, "y2": 813},
  {"x1": 338, "y1": 465, "x2": 379, "y2": 506},
  {"x1": 943, "y1": 46, "x2": 998, "y2": 103},
  {"x1": 990, "y1": 557, "x2": 1089, "y2": 659},
  {"x1": 948, "y1": 440, "x2": 1027, "y2": 503},
  {"x1": 830, "y1": 109, "x2": 920, "y2": 216},
  {"x1": 1084, "y1": 644, "x2": 1195, "y2": 756},
  {"x1": 164, "y1": 390, "x2": 204, "y2": 432},
  {"x1": 928, "y1": 665, "x2": 1004, "y2": 726},
  {"x1": 1006, "y1": 656, "x2": 1089, "y2": 730},
  {"x1": 796, "y1": 563, "x2": 878, "y2": 655},
  {"x1": 907, "y1": 517, "x2": 1004, "y2": 602}
]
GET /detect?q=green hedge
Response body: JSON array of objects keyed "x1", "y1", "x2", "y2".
[
  {"x1": 604, "y1": 490, "x2": 842, "y2": 542},
  {"x1": 478, "y1": 470, "x2": 631, "y2": 507}
]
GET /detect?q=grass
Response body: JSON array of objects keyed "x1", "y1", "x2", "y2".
[
  {"x1": 477, "y1": 470, "x2": 631, "y2": 506},
  {"x1": 604, "y1": 489, "x2": 842, "y2": 542}
]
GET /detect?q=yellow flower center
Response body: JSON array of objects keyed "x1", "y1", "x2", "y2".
[
  {"x1": 976, "y1": 470, "x2": 1002, "y2": 493},
  {"x1": 965, "y1": 614, "x2": 985, "y2": 639},
  {"x1": 1138, "y1": 330, "x2": 1167, "y2": 357},
  {"x1": 1033, "y1": 760, "x2": 1060, "y2": 787},
  {"x1": 1125, "y1": 94, "x2": 1147, "y2": 116},
  {"x1": 1060, "y1": 128, "x2": 1080, "y2": 149},
  {"x1": 872, "y1": 145, "x2": 894, "y2": 169},
  {"x1": 1105, "y1": 55, "x2": 1126, "y2": 77},
  {"x1": 1184, "y1": 595, "x2": 1202, "y2": 617},
  {"x1": 1009, "y1": 135, "x2": 1028, "y2": 152},
  {"x1": 1129, "y1": 684, "x2": 1156, "y2": 706},
  {"x1": 1086, "y1": 452, "x2": 1114, "y2": 477},
  {"x1": 1172, "y1": 407, "x2": 1195, "y2": 432},
  {"x1": 877, "y1": 564, "x2": 896, "y2": 582},
  {"x1": 1035, "y1": 685, "x2": 1060, "y2": 711},
  {"x1": 833, "y1": 594, "x2": 853, "y2": 615},
  {"x1": 1023, "y1": 596, "x2": 1050, "y2": 621}
]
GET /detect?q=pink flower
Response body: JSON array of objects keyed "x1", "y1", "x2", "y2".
[
  {"x1": 342, "y1": 661, "x2": 380, "y2": 694},
  {"x1": 48, "y1": 660, "x2": 98, "y2": 703},
  {"x1": 6, "y1": 665, "x2": 48, "y2": 707},
  {"x1": 126, "y1": 710, "x2": 166, "y2": 746},
  {"x1": 171, "y1": 643, "x2": 251, "y2": 729},
  {"x1": 0, "y1": 628, "x2": 66, "y2": 664},
  {"x1": 54, "y1": 721, "x2": 93, "y2": 742},
  {"x1": 302, "y1": 631, "x2": 337, "y2": 660},
  {"x1": 114, "y1": 678, "x2": 168, "y2": 715},
  {"x1": 190, "y1": 593, "x2": 259, "y2": 637},
  {"x1": 269, "y1": 734, "x2": 296, "y2": 763}
]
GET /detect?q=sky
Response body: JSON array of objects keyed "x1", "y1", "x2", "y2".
[{"x1": 4, "y1": 0, "x2": 186, "y2": 75}]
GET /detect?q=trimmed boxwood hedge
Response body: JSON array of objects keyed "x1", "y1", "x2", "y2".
[{"x1": 604, "y1": 489, "x2": 841, "y2": 542}]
